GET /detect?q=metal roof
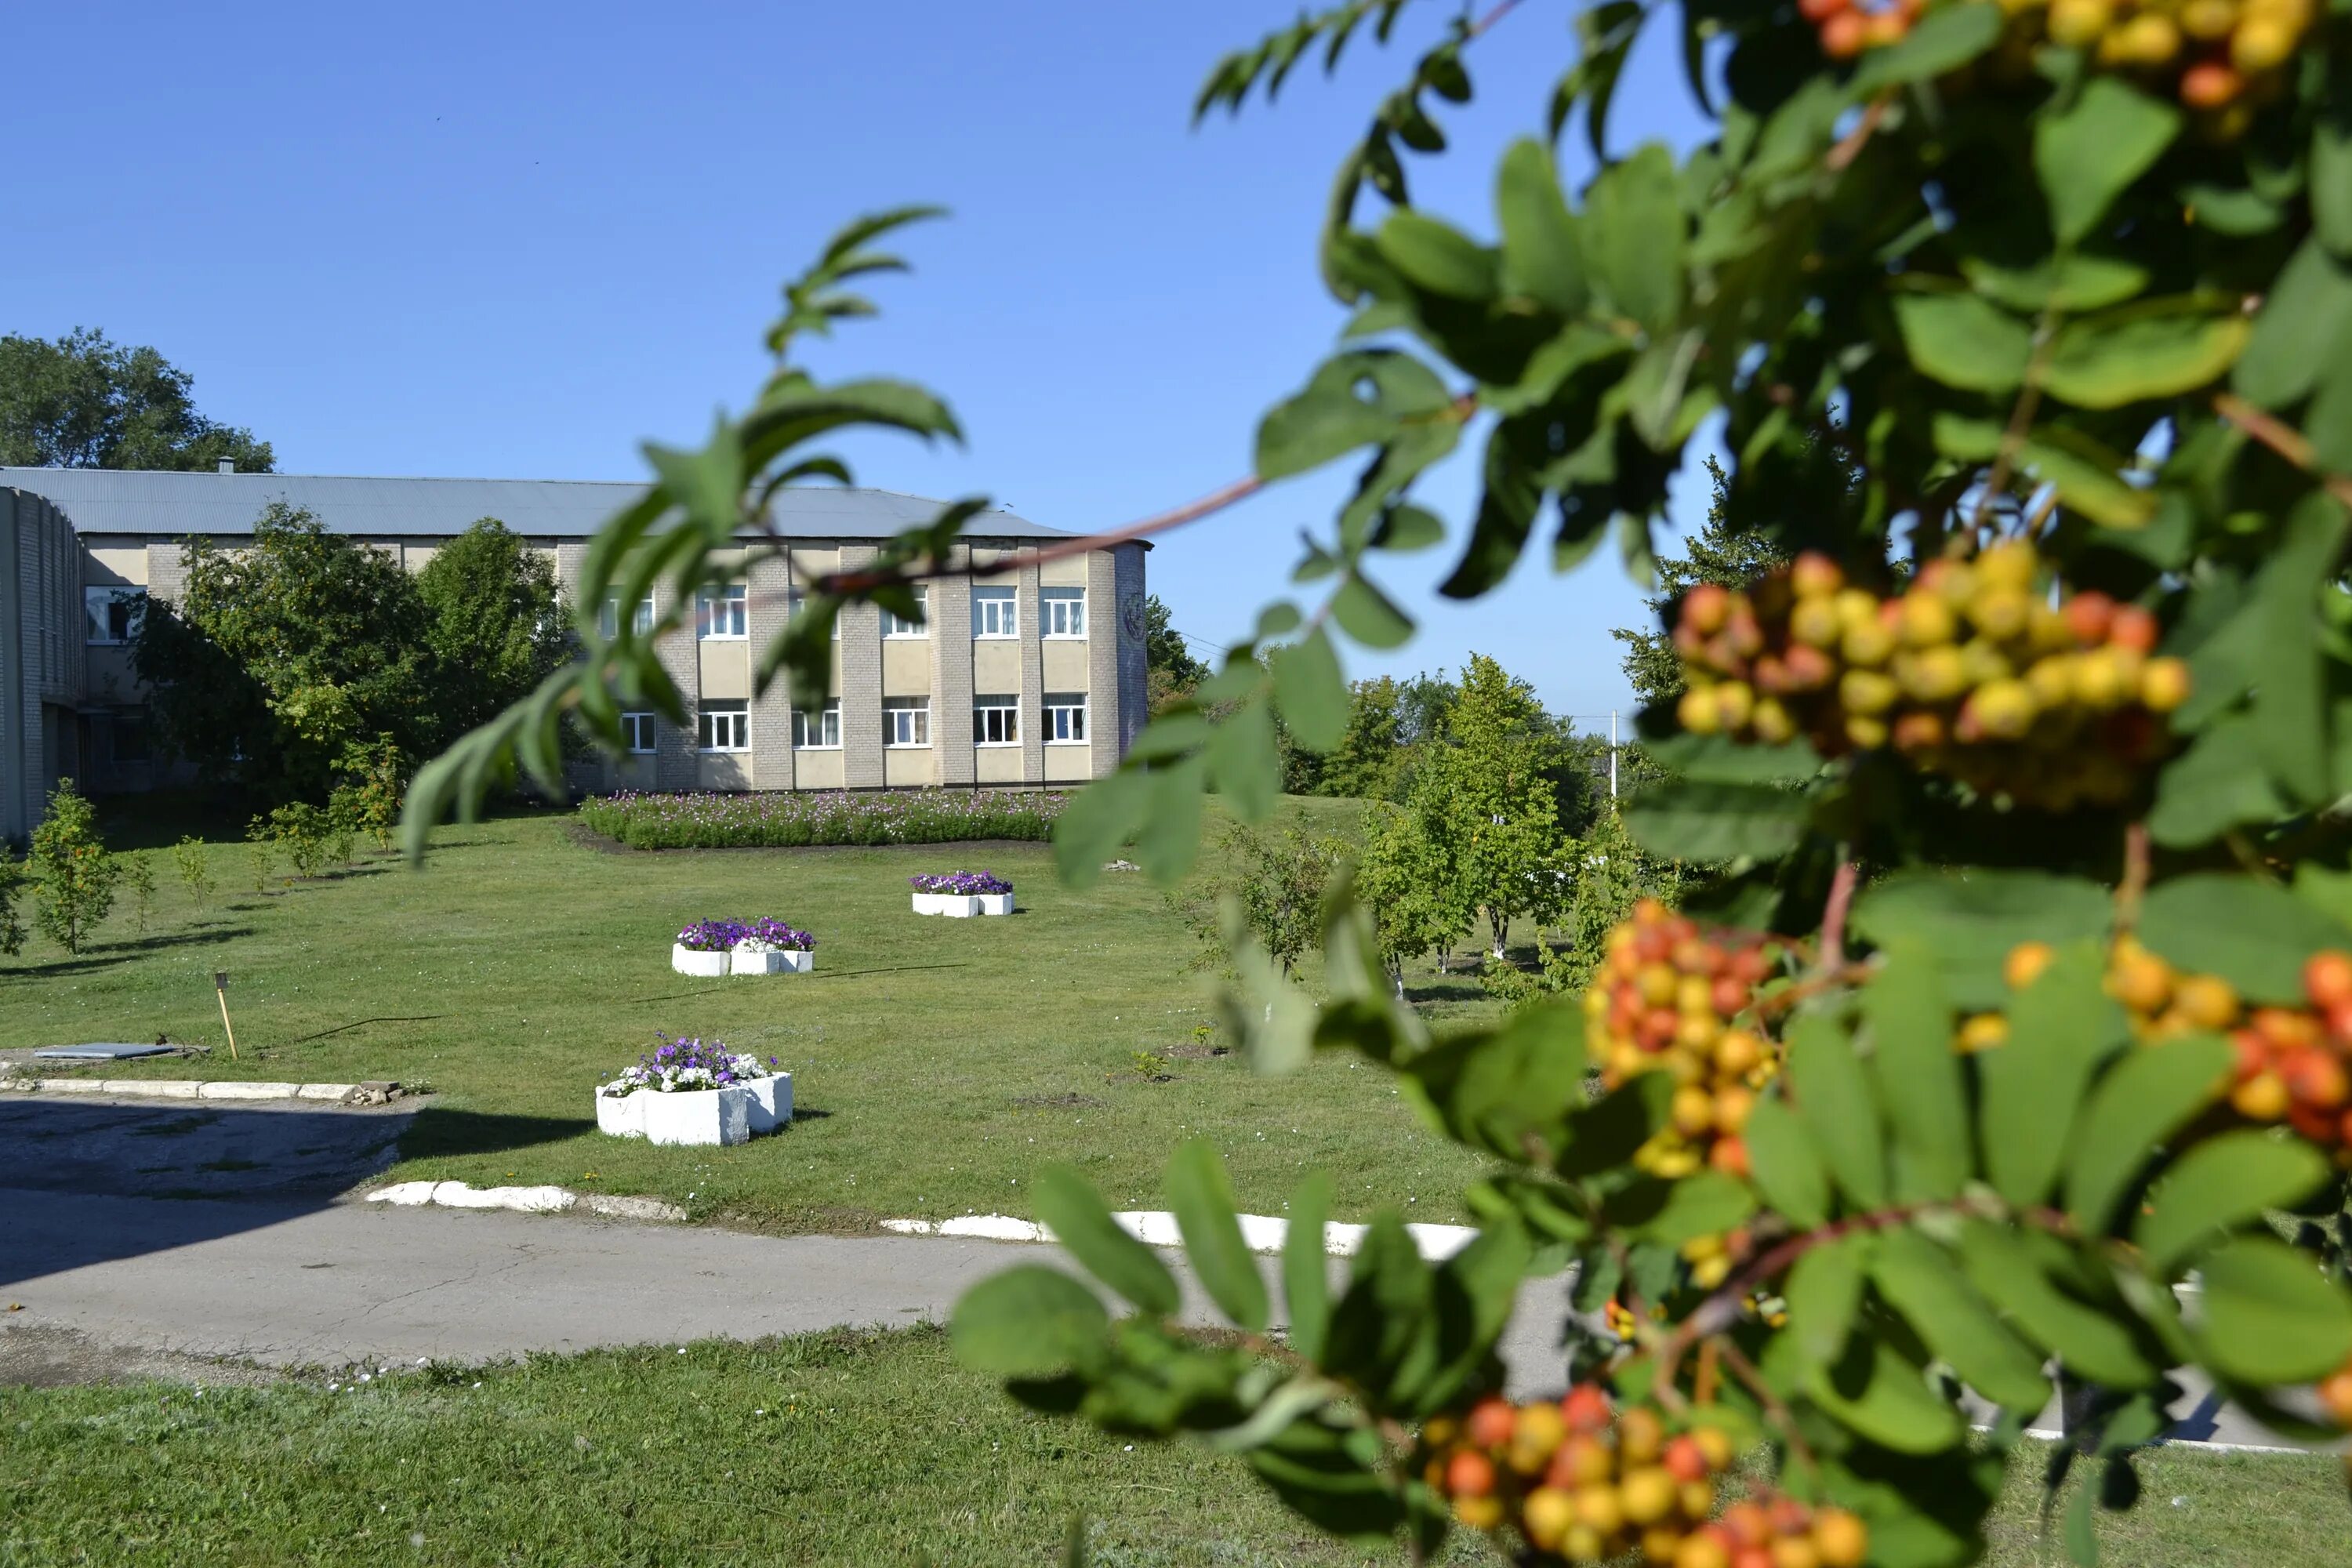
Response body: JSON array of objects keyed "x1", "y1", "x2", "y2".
[{"x1": 0, "y1": 467, "x2": 1079, "y2": 543}]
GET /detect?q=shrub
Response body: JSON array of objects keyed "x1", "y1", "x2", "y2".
[
  {"x1": 579, "y1": 789, "x2": 1066, "y2": 850},
  {"x1": 260, "y1": 803, "x2": 330, "y2": 880},
  {"x1": 29, "y1": 780, "x2": 119, "y2": 954},
  {"x1": 0, "y1": 844, "x2": 24, "y2": 957},
  {"x1": 122, "y1": 853, "x2": 156, "y2": 937},
  {"x1": 171, "y1": 835, "x2": 215, "y2": 905}
]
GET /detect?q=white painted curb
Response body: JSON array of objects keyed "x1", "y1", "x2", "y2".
[
  {"x1": 879, "y1": 1210, "x2": 1479, "y2": 1263},
  {"x1": 0, "y1": 1076, "x2": 386, "y2": 1104},
  {"x1": 365, "y1": 1180, "x2": 684, "y2": 1221}
]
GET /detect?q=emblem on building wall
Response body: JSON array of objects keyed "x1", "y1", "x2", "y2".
[{"x1": 1120, "y1": 591, "x2": 1146, "y2": 645}]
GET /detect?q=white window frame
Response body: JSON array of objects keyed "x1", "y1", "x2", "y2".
[
  {"x1": 697, "y1": 583, "x2": 748, "y2": 641},
  {"x1": 975, "y1": 695, "x2": 1021, "y2": 747},
  {"x1": 697, "y1": 701, "x2": 749, "y2": 753},
  {"x1": 972, "y1": 586, "x2": 1018, "y2": 640},
  {"x1": 1044, "y1": 693, "x2": 1087, "y2": 744},
  {"x1": 788, "y1": 589, "x2": 840, "y2": 638},
  {"x1": 792, "y1": 703, "x2": 842, "y2": 750},
  {"x1": 1040, "y1": 587, "x2": 1085, "y2": 640},
  {"x1": 620, "y1": 712, "x2": 659, "y2": 755},
  {"x1": 600, "y1": 593, "x2": 656, "y2": 639},
  {"x1": 884, "y1": 696, "x2": 931, "y2": 748},
  {"x1": 882, "y1": 586, "x2": 929, "y2": 639},
  {"x1": 85, "y1": 586, "x2": 146, "y2": 645}
]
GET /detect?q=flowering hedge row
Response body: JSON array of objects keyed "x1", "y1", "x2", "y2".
[{"x1": 581, "y1": 789, "x2": 1069, "y2": 849}]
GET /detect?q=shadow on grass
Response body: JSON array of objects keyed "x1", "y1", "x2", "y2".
[
  {"x1": 1406, "y1": 979, "x2": 1490, "y2": 1004},
  {"x1": 280, "y1": 1014, "x2": 454, "y2": 1047},
  {"x1": 1, "y1": 1102, "x2": 590, "y2": 1287},
  {"x1": 13, "y1": 926, "x2": 257, "y2": 977}
]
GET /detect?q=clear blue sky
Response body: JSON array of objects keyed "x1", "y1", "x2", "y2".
[{"x1": 6, "y1": 1, "x2": 1714, "y2": 728}]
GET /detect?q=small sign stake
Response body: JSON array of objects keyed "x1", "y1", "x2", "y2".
[{"x1": 213, "y1": 971, "x2": 238, "y2": 1061}]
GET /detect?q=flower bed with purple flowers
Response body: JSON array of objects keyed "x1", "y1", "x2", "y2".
[
  {"x1": 597, "y1": 1034, "x2": 778, "y2": 1098},
  {"x1": 908, "y1": 872, "x2": 1013, "y2": 896},
  {"x1": 595, "y1": 1033, "x2": 793, "y2": 1146},
  {"x1": 579, "y1": 789, "x2": 1069, "y2": 850},
  {"x1": 675, "y1": 918, "x2": 815, "y2": 953}
]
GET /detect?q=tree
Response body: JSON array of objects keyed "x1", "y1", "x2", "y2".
[
  {"x1": 414, "y1": 518, "x2": 573, "y2": 741},
  {"x1": 1439, "y1": 653, "x2": 1576, "y2": 960},
  {"x1": 419, "y1": 36, "x2": 2352, "y2": 1562},
  {"x1": 1181, "y1": 823, "x2": 1345, "y2": 980},
  {"x1": 0, "y1": 328, "x2": 272, "y2": 471},
  {"x1": 28, "y1": 779, "x2": 118, "y2": 954},
  {"x1": 1356, "y1": 798, "x2": 1470, "y2": 997},
  {"x1": 134, "y1": 503, "x2": 434, "y2": 803},
  {"x1": 1143, "y1": 593, "x2": 1209, "y2": 711},
  {"x1": 1311, "y1": 677, "x2": 1408, "y2": 800},
  {"x1": 0, "y1": 843, "x2": 24, "y2": 958},
  {"x1": 1611, "y1": 458, "x2": 1791, "y2": 709}
]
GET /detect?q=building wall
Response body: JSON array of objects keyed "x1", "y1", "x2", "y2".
[
  {"x1": 56, "y1": 517, "x2": 1145, "y2": 810},
  {"x1": 2, "y1": 490, "x2": 85, "y2": 840}
]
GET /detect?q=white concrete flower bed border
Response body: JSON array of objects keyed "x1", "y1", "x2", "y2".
[
  {"x1": 672, "y1": 943, "x2": 812, "y2": 976},
  {"x1": 595, "y1": 1072, "x2": 792, "y2": 1147},
  {"x1": 911, "y1": 892, "x2": 1014, "y2": 917}
]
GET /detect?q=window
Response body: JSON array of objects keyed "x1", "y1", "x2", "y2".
[
  {"x1": 975, "y1": 695, "x2": 1020, "y2": 747},
  {"x1": 697, "y1": 583, "x2": 748, "y2": 640},
  {"x1": 973, "y1": 586, "x2": 1018, "y2": 639},
  {"x1": 620, "y1": 712, "x2": 659, "y2": 754},
  {"x1": 85, "y1": 587, "x2": 146, "y2": 645},
  {"x1": 698, "y1": 700, "x2": 749, "y2": 752},
  {"x1": 882, "y1": 586, "x2": 929, "y2": 639},
  {"x1": 787, "y1": 589, "x2": 839, "y2": 637},
  {"x1": 884, "y1": 696, "x2": 931, "y2": 747},
  {"x1": 600, "y1": 593, "x2": 655, "y2": 638},
  {"x1": 1041, "y1": 587, "x2": 1085, "y2": 639},
  {"x1": 792, "y1": 702, "x2": 841, "y2": 750},
  {"x1": 1044, "y1": 693, "x2": 1087, "y2": 744},
  {"x1": 111, "y1": 709, "x2": 152, "y2": 764}
]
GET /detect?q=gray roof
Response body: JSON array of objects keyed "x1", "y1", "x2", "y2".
[{"x1": 0, "y1": 467, "x2": 1077, "y2": 543}]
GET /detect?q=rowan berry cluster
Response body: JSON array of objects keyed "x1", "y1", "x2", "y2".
[
  {"x1": 1423, "y1": 1387, "x2": 1869, "y2": 1567},
  {"x1": 1586, "y1": 900, "x2": 1788, "y2": 1181},
  {"x1": 1672, "y1": 545, "x2": 2189, "y2": 810},
  {"x1": 2009, "y1": 0, "x2": 2314, "y2": 127},
  {"x1": 2321, "y1": 1355, "x2": 2352, "y2": 1428},
  {"x1": 1799, "y1": 0, "x2": 1926, "y2": 59}
]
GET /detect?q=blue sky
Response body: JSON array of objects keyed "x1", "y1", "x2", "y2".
[{"x1": 6, "y1": 1, "x2": 1713, "y2": 727}]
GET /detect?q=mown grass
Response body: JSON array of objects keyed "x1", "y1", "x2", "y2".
[
  {"x1": 0, "y1": 796, "x2": 1507, "y2": 1229},
  {"x1": 2, "y1": 1327, "x2": 2341, "y2": 1567}
]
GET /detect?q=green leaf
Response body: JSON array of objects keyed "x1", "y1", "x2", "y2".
[
  {"x1": 1958, "y1": 249, "x2": 2151, "y2": 314},
  {"x1": 1034, "y1": 1166, "x2": 1181, "y2": 1316},
  {"x1": 1863, "y1": 945, "x2": 1971, "y2": 1202},
  {"x1": 1788, "y1": 1011, "x2": 1887, "y2": 1210},
  {"x1": 2233, "y1": 238, "x2": 2352, "y2": 409},
  {"x1": 1643, "y1": 731, "x2": 1823, "y2": 784},
  {"x1": 1894, "y1": 293, "x2": 2032, "y2": 394},
  {"x1": 2043, "y1": 305, "x2": 2249, "y2": 409},
  {"x1": 1167, "y1": 1140, "x2": 1269, "y2": 1332},
  {"x1": 2034, "y1": 78, "x2": 2182, "y2": 249},
  {"x1": 2317, "y1": 92, "x2": 2352, "y2": 258},
  {"x1": 1850, "y1": 0, "x2": 2002, "y2": 92},
  {"x1": 1744, "y1": 1092, "x2": 1831, "y2": 1230},
  {"x1": 1978, "y1": 945, "x2": 2129, "y2": 1209},
  {"x1": 1584, "y1": 144, "x2": 1686, "y2": 335},
  {"x1": 2246, "y1": 494, "x2": 2348, "y2": 804},
  {"x1": 1283, "y1": 1172, "x2": 1334, "y2": 1363},
  {"x1": 2135, "y1": 1131, "x2": 2333, "y2": 1276},
  {"x1": 1206, "y1": 696, "x2": 1280, "y2": 822},
  {"x1": 1330, "y1": 575, "x2": 1414, "y2": 650},
  {"x1": 1375, "y1": 210, "x2": 1498, "y2": 301},
  {"x1": 1785, "y1": 1234, "x2": 1870, "y2": 1373},
  {"x1": 951, "y1": 1265, "x2": 1109, "y2": 1376},
  {"x1": 1271, "y1": 628, "x2": 1349, "y2": 752},
  {"x1": 1871, "y1": 1230, "x2": 2052, "y2": 1413},
  {"x1": 2063, "y1": 1481, "x2": 2099, "y2": 1567},
  {"x1": 1137, "y1": 753, "x2": 1209, "y2": 884},
  {"x1": 1255, "y1": 351, "x2": 1454, "y2": 481},
  {"x1": 1399, "y1": 1006, "x2": 1590, "y2": 1166},
  {"x1": 2018, "y1": 427, "x2": 2158, "y2": 530},
  {"x1": 2061, "y1": 1034, "x2": 2232, "y2": 1236},
  {"x1": 1850, "y1": 869, "x2": 2113, "y2": 1012},
  {"x1": 2195, "y1": 1236, "x2": 2352, "y2": 1385},
  {"x1": 1494, "y1": 136, "x2": 1586, "y2": 316},
  {"x1": 2138, "y1": 873, "x2": 2352, "y2": 1004},
  {"x1": 1622, "y1": 780, "x2": 1809, "y2": 862},
  {"x1": 1958, "y1": 1222, "x2": 2158, "y2": 1388},
  {"x1": 1805, "y1": 1334, "x2": 1967, "y2": 1455},
  {"x1": 2148, "y1": 714, "x2": 2290, "y2": 848},
  {"x1": 1614, "y1": 1171, "x2": 1758, "y2": 1247},
  {"x1": 1054, "y1": 771, "x2": 1150, "y2": 888}
]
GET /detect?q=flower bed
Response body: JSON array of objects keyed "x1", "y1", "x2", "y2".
[
  {"x1": 595, "y1": 1034, "x2": 791, "y2": 1145},
  {"x1": 671, "y1": 918, "x2": 816, "y2": 975},
  {"x1": 910, "y1": 870, "x2": 1015, "y2": 917},
  {"x1": 580, "y1": 789, "x2": 1069, "y2": 850}
]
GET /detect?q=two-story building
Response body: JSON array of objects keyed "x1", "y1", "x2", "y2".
[{"x1": 0, "y1": 466, "x2": 1149, "y2": 838}]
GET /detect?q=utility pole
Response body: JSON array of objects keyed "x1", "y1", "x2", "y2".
[{"x1": 1609, "y1": 710, "x2": 1619, "y2": 799}]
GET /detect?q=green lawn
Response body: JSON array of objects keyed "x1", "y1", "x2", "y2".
[
  {"x1": 0, "y1": 796, "x2": 1505, "y2": 1229},
  {"x1": 2, "y1": 1327, "x2": 2342, "y2": 1567}
]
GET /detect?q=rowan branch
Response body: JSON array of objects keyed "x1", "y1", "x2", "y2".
[{"x1": 2214, "y1": 392, "x2": 2352, "y2": 510}]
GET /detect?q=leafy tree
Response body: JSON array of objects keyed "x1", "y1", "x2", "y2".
[
  {"x1": 419, "y1": 31, "x2": 2352, "y2": 1561},
  {"x1": 1311, "y1": 677, "x2": 1409, "y2": 800},
  {"x1": 0, "y1": 328, "x2": 272, "y2": 471},
  {"x1": 122, "y1": 852, "x2": 156, "y2": 937},
  {"x1": 1143, "y1": 593, "x2": 1209, "y2": 712},
  {"x1": 171, "y1": 835, "x2": 214, "y2": 906},
  {"x1": 1181, "y1": 823, "x2": 1345, "y2": 980},
  {"x1": 1356, "y1": 797, "x2": 1471, "y2": 996},
  {"x1": 134, "y1": 503, "x2": 434, "y2": 803},
  {"x1": 1611, "y1": 457, "x2": 1792, "y2": 709},
  {"x1": 414, "y1": 518, "x2": 573, "y2": 740},
  {"x1": 29, "y1": 780, "x2": 118, "y2": 954},
  {"x1": 0, "y1": 844, "x2": 24, "y2": 957},
  {"x1": 336, "y1": 737, "x2": 408, "y2": 852},
  {"x1": 1439, "y1": 653, "x2": 1577, "y2": 959}
]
